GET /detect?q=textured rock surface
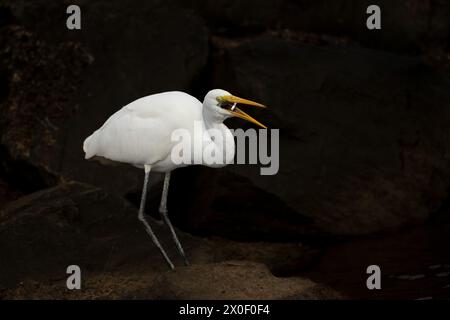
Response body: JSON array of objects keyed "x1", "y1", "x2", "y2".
[
  {"x1": 167, "y1": 167, "x2": 320, "y2": 241},
  {"x1": 147, "y1": 261, "x2": 343, "y2": 299},
  {"x1": 194, "y1": 35, "x2": 450, "y2": 236},
  {"x1": 0, "y1": 26, "x2": 91, "y2": 191},
  {"x1": 280, "y1": 0, "x2": 450, "y2": 52},
  {"x1": 182, "y1": 0, "x2": 450, "y2": 52},
  {"x1": 0, "y1": 182, "x2": 340, "y2": 299},
  {"x1": 0, "y1": 182, "x2": 206, "y2": 288},
  {"x1": 1, "y1": 0, "x2": 450, "y2": 300},
  {"x1": 0, "y1": 0, "x2": 209, "y2": 197},
  {"x1": 2, "y1": 262, "x2": 343, "y2": 300}
]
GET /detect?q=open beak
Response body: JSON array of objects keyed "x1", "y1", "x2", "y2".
[{"x1": 221, "y1": 95, "x2": 267, "y2": 129}]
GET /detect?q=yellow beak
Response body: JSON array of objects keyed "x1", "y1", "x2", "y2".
[{"x1": 221, "y1": 95, "x2": 267, "y2": 129}]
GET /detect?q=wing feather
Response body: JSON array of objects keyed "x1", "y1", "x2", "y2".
[{"x1": 83, "y1": 91, "x2": 202, "y2": 167}]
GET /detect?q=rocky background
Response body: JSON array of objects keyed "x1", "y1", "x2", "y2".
[{"x1": 1, "y1": 0, "x2": 450, "y2": 299}]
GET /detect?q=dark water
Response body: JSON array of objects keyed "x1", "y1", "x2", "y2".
[{"x1": 301, "y1": 224, "x2": 450, "y2": 299}]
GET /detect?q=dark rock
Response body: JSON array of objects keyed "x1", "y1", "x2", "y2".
[
  {"x1": 0, "y1": 181, "x2": 208, "y2": 289},
  {"x1": 181, "y1": 0, "x2": 283, "y2": 35},
  {"x1": 301, "y1": 225, "x2": 450, "y2": 299},
  {"x1": 168, "y1": 166, "x2": 320, "y2": 241},
  {"x1": 182, "y1": 0, "x2": 450, "y2": 53},
  {"x1": 0, "y1": 181, "x2": 329, "y2": 299},
  {"x1": 0, "y1": 1, "x2": 209, "y2": 196},
  {"x1": 0, "y1": 178, "x2": 21, "y2": 209},
  {"x1": 201, "y1": 35, "x2": 450, "y2": 236},
  {"x1": 209, "y1": 238, "x2": 320, "y2": 276},
  {"x1": 0, "y1": 26, "x2": 91, "y2": 191},
  {"x1": 280, "y1": 0, "x2": 450, "y2": 52},
  {"x1": 0, "y1": 5, "x2": 14, "y2": 28}
]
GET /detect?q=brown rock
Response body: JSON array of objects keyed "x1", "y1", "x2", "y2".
[
  {"x1": 210, "y1": 238, "x2": 320, "y2": 276},
  {"x1": 147, "y1": 261, "x2": 343, "y2": 299}
]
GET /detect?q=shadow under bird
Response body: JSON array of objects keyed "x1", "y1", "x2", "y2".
[{"x1": 83, "y1": 89, "x2": 267, "y2": 269}]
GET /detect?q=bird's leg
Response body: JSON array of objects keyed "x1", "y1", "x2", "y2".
[
  {"x1": 159, "y1": 172, "x2": 189, "y2": 266},
  {"x1": 138, "y1": 165, "x2": 175, "y2": 270}
]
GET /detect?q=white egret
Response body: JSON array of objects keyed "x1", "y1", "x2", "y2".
[{"x1": 83, "y1": 89, "x2": 266, "y2": 269}]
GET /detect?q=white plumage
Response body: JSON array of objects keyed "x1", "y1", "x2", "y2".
[
  {"x1": 82, "y1": 89, "x2": 266, "y2": 269},
  {"x1": 84, "y1": 91, "x2": 204, "y2": 170}
]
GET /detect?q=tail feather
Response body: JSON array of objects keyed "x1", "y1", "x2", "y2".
[{"x1": 83, "y1": 133, "x2": 97, "y2": 159}]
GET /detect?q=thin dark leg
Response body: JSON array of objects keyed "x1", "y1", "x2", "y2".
[
  {"x1": 159, "y1": 172, "x2": 189, "y2": 266},
  {"x1": 138, "y1": 165, "x2": 174, "y2": 269}
]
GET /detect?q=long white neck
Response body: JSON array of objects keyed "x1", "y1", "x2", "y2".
[{"x1": 202, "y1": 107, "x2": 235, "y2": 167}]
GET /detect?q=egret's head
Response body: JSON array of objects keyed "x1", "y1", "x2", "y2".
[{"x1": 203, "y1": 89, "x2": 267, "y2": 128}]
